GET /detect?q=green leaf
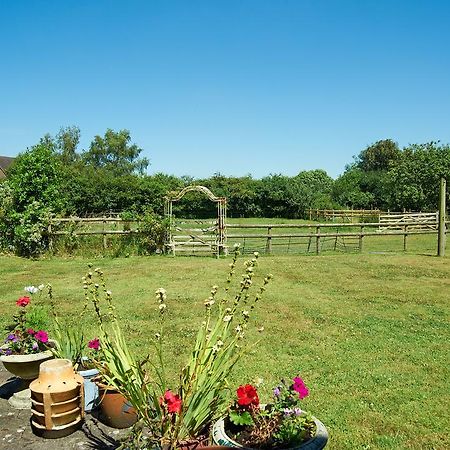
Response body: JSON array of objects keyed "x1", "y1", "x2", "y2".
[{"x1": 229, "y1": 410, "x2": 254, "y2": 426}]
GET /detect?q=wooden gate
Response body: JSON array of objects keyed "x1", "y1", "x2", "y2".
[{"x1": 164, "y1": 186, "x2": 227, "y2": 257}]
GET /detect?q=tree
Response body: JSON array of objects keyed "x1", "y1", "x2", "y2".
[
  {"x1": 55, "y1": 126, "x2": 81, "y2": 164},
  {"x1": 8, "y1": 138, "x2": 66, "y2": 212},
  {"x1": 82, "y1": 129, "x2": 149, "y2": 175},
  {"x1": 355, "y1": 139, "x2": 401, "y2": 172},
  {"x1": 387, "y1": 142, "x2": 450, "y2": 210}
]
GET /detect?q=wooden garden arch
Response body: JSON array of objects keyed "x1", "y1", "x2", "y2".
[{"x1": 164, "y1": 186, "x2": 227, "y2": 256}]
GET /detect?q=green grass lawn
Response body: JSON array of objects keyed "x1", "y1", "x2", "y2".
[{"x1": 1, "y1": 253, "x2": 449, "y2": 449}]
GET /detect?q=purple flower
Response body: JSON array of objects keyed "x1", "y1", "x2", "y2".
[
  {"x1": 283, "y1": 408, "x2": 293, "y2": 416},
  {"x1": 1, "y1": 348, "x2": 12, "y2": 356},
  {"x1": 273, "y1": 387, "x2": 281, "y2": 397},
  {"x1": 32, "y1": 342, "x2": 39, "y2": 351},
  {"x1": 6, "y1": 334, "x2": 17, "y2": 342},
  {"x1": 293, "y1": 407, "x2": 303, "y2": 416}
]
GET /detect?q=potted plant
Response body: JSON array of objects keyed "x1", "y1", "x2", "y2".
[
  {"x1": 212, "y1": 377, "x2": 328, "y2": 449},
  {"x1": 0, "y1": 285, "x2": 54, "y2": 409},
  {"x1": 83, "y1": 245, "x2": 273, "y2": 448},
  {"x1": 46, "y1": 283, "x2": 100, "y2": 412}
]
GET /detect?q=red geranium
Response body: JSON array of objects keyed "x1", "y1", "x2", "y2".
[
  {"x1": 161, "y1": 390, "x2": 182, "y2": 414},
  {"x1": 237, "y1": 384, "x2": 259, "y2": 408},
  {"x1": 16, "y1": 296, "x2": 30, "y2": 307}
]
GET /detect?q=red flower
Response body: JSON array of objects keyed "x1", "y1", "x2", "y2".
[
  {"x1": 34, "y1": 330, "x2": 48, "y2": 343},
  {"x1": 162, "y1": 390, "x2": 182, "y2": 414},
  {"x1": 292, "y1": 377, "x2": 309, "y2": 400},
  {"x1": 27, "y1": 328, "x2": 35, "y2": 335},
  {"x1": 237, "y1": 384, "x2": 259, "y2": 408},
  {"x1": 16, "y1": 296, "x2": 30, "y2": 307},
  {"x1": 88, "y1": 338, "x2": 100, "y2": 350}
]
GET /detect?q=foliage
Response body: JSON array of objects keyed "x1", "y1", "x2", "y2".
[
  {"x1": 355, "y1": 139, "x2": 401, "y2": 172},
  {"x1": 136, "y1": 209, "x2": 169, "y2": 254},
  {"x1": 387, "y1": 142, "x2": 450, "y2": 210},
  {"x1": 47, "y1": 283, "x2": 87, "y2": 369},
  {"x1": 82, "y1": 129, "x2": 149, "y2": 176},
  {"x1": 84, "y1": 247, "x2": 272, "y2": 449},
  {"x1": 7, "y1": 139, "x2": 66, "y2": 212},
  {"x1": 0, "y1": 286, "x2": 51, "y2": 356},
  {"x1": 227, "y1": 376, "x2": 315, "y2": 448},
  {"x1": 10, "y1": 201, "x2": 53, "y2": 257}
]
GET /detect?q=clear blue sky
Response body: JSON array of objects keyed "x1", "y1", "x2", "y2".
[{"x1": 1, "y1": 0, "x2": 449, "y2": 179}]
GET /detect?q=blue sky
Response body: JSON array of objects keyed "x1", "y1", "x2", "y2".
[{"x1": 1, "y1": 0, "x2": 449, "y2": 179}]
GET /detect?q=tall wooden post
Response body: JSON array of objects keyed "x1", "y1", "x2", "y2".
[
  {"x1": 266, "y1": 226, "x2": 272, "y2": 254},
  {"x1": 438, "y1": 177, "x2": 447, "y2": 256}
]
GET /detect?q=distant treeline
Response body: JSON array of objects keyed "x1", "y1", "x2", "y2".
[{"x1": 1, "y1": 127, "x2": 449, "y2": 255}]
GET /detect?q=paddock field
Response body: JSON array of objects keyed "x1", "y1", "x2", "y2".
[{"x1": 0, "y1": 253, "x2": 449, "y2": 449}]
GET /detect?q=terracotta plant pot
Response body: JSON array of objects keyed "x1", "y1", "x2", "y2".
[
  {"x1": 212, "y1": 416, "x2": 329, "y2": 450},
  {"x1": 96, "y1": 383, "x2": 138, "y2": 429},
  {"x1": 30, "y1": 359, "x2": 84, "y2": 438}
]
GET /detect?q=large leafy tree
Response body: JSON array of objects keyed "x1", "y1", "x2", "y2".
[
  {"x1": 7, "y1": 138, "x2": 66, "y2": 212},
  {"x1": 82, "y1": 129, "x2": 149, "y2": 176},
  {"x1": 333, "y1": 139, "x2": 400, "y2": 209},
  {"x1": 355, "y1": 139, "x2": 401, "y2": 172},
  {"x1": 387, "y1": 142, "x2": 450, "y2": 210}
]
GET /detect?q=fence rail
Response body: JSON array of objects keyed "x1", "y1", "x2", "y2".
[{"x1": 48, "y1": 216, "x2": 448, "y2": 255}]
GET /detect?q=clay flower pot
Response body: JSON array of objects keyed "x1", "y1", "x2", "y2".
[
  {"x1": 212, "y1": 416, "x2": 329, "y2": 450},
  {"x1": 96, "y1": 383, "x2": 138, "y2": 429}
]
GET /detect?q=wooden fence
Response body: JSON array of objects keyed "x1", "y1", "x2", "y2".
[
  {"x1": 227, "y1": 220, "x2": 446, "y2": 254},
  {"x1": 379, "y1": 212, "x2": 438, "y2": 230},
  {"x1": 48, "y1": 216, "x2": 448, "y2": 255},
  {"x1": 308, "y1": 208, "x2": 382, "y2": 222}
]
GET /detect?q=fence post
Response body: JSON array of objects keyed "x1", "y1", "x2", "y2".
[
  {"x1": 266, "y1": 226, "x2": 272, "y2": 254},
  {"x1": 438, "y1": 177, "x2": 447, "y2": 256},
  {"x1": 48, "y1": 222, "x2": 53, "y2": 253},
  {"x1": 103, "y1": 215, "x2": 107, "y2": 250},
  {"x1": 359, "y1": 225, "x2": 364, "y2": 252},
  {"x1": 316, "y1": 226, "x2": 321, "y2": 255},
  {"x1": 403, "y1": 224, "x2": 408, "y2": 252}
]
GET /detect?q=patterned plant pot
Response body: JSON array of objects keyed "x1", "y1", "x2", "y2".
[{"x1": 212, "y1": 416, "x2": 328, "y2": 450}]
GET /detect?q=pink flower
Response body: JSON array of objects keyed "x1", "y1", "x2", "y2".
[
  {"x1": 34, "y1": 330, "x2": 48, "y2": 343},
  {"x1": 88, "y1": 338, "x2": 100, "y2": 350},
  {"x1": 27, "y1": 328, "x2": 35, "y2": 335},
  {"x1": 16, "y1": 296, "x2": 30, "y2": 307},
  {"x1": 293, "y1": 376, "x2": 309, "y2": 399}
]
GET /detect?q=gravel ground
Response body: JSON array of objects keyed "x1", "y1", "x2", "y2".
[{"x1": 0, "y1": 365, "x2": 128, "y2": 450}]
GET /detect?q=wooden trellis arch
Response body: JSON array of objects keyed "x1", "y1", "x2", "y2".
[{"x1": 164, "y1": 186, "x2": 227, "y2": 257}]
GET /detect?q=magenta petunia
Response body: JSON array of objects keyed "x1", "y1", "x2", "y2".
[
  {"x1": 292, "y1": 376, "x2": 309, "y2": 399},
  {"x1": 34, "y1": 330, "x2": 48, "y2": 343}
]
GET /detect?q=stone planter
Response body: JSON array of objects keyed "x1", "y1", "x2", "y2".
[
  {"x1": 0, "y1": 345, "x2": 55, "y2": 409},
  {"x1": 212, "y1": 416, "x2": 328, "y2": 450},
  {"x1": 0, "y1": 348, "x2": 54, "y2": 380}
]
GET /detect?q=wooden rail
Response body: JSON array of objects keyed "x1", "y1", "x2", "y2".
[{"x1": 48, "y1": 216, "x2": 448, "y2": 255}]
